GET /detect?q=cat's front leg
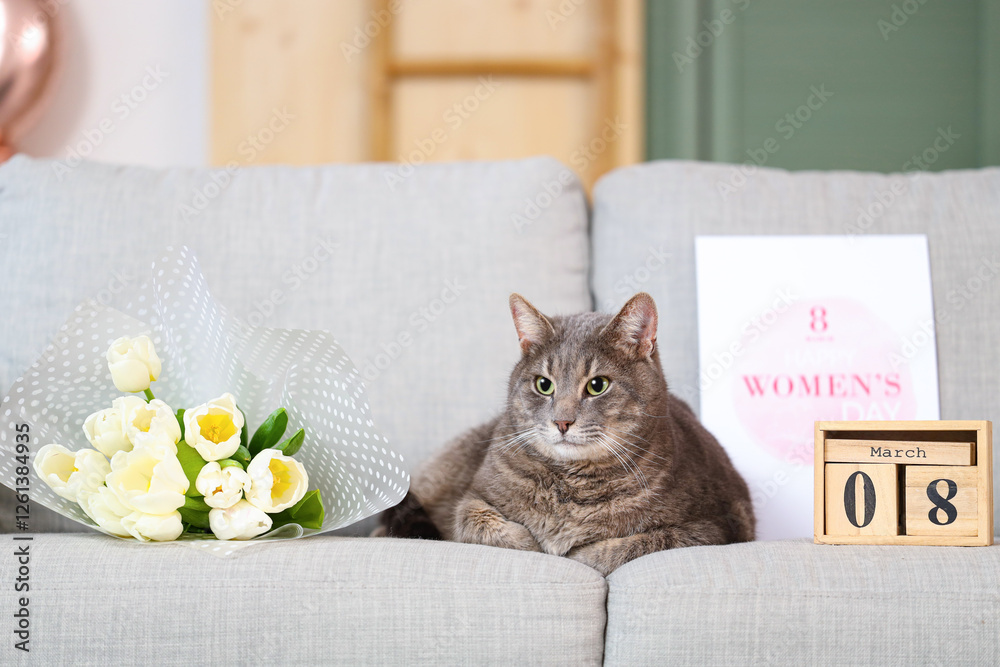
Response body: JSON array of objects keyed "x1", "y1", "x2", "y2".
[
  {"x1": 453, "y1": 494, "x2": 542, "y2": 552},
  {"x1": 566, "y1": 521, "x2": 726, "y2": 575}
]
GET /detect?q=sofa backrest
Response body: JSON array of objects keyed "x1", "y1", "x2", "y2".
[
  {"x1": 0, "y1": 155, "x2": 592, "y2": 532},
  {"x1": 591, "y1": 160, "x2": 1000, "y2": 534}
]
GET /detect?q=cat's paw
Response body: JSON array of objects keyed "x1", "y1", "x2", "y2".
[
  {"x1": 455, "y1": 497, "x2": 542, "y2": 552},
  {"x1": 494, "y1": 520, "x2": 543, "y2": 552},
  {"x1": 566, "y1": 539, "x2": 626, "y2": 576}
]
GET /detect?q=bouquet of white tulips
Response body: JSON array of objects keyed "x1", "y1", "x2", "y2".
[
  {"x1": 1, "y1": 247, "x2": 408, "y2": 554},
  {"x1": 33, "y1": 335, "x2": 323, "y2": 542}
]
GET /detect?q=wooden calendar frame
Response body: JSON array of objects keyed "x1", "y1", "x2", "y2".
[{"x1": 814, "y1": 420, "x2": 993, "y2": 546}]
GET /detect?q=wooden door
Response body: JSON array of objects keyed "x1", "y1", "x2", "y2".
[{"x1": 212, "y1": 0, "x2": 644, "y2": 188}]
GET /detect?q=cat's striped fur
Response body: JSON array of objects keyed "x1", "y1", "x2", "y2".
[{"x1": 379, "y1": 293, "x2": 754, "y2": 575}]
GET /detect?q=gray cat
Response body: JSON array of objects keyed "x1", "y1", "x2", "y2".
[{"x1": 378, "y1": 292, "x2": 755, "y2": 574}]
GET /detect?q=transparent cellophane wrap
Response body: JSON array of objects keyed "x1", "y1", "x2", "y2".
[{"x1": 0, "y1": 247, "x2": 409, "y2": 556}]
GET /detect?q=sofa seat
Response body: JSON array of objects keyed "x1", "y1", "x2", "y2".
[
  {"x1": 1, "y1": 534, "x2": 607, "y2": 665},
  {"x1": 604, "y1": 539, "x2": 1000, "y2": 666}
]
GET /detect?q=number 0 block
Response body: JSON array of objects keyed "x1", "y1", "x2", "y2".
[
  {"x1": 905, "y1": 466, "x2": 978, "y2": 536},
  {"x1": 825, "y1": 463, "x2": 900, "y2": 536}
]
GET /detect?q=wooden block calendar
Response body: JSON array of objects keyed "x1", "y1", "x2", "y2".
[{"x1": 814, "y1": 421, "x2": 993, "y2": 546}]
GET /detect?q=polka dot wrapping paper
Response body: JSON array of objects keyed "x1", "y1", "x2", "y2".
[{"x1": 0, "y1": 247, "x2": 409, "y2": 556}]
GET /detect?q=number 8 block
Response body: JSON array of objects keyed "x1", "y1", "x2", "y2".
[
  {"x1": 904, "y1": 466, "x2": 978, "y2": 536},
  {"x1": 825, "y1": 463, "x2": 900, "y2": 536}
]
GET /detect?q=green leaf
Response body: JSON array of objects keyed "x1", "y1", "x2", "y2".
[
  {"x1": 231, "y1": 445, "x2": 251, "y2": 467},
  {"x1": 218, "y1": 458, "x2": 244, "y2": 470},
  {"x1": 176, "y1": 439, "x2": 208, "y2": 497},
  {"x1": 238, "y1": 405, "x2": 249, "y2": 449},
  {"x1": 178, "y1": 506, "x2": 211, "y2": 529},
  {"x1": 175, "y1": 408, "x2": 186, "y2": 440},
  {"x1": 270, "y1": 490, "x2": 325, "y2": 530},
  {"x1": 183, "y1": 496, "x2": 212, "y2": 512},
  {"x1": 248, "y1": 408, "x2": 288, "y2": 456},
  {"x1": 274, "y1": 428, "x2": 305, "y2": 457}
]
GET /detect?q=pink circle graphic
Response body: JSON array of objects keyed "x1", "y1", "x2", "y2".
[{"x1": 731, "y1": 298, "x2": 916, "y2": 464}]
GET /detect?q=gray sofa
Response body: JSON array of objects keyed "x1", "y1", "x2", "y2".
[{"x1": 0, "y1": 155, "x2": 997, "y2": 665}]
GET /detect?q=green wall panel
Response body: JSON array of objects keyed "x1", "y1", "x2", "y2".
[{"x1": 647, "y1": 0, "x2": 999, "y2": 172}]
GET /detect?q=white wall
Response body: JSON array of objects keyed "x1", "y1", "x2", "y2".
[{"x1": 17, "y1": 0, "x2": 208, "y2": 168}]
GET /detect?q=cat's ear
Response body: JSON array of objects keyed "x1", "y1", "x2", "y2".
[
  {"x1": 601, "y1": 293, "x2": 658, "y2": 360},
  {"x1": 509, "y1": 293, "x2": 555, "y2": 354}
]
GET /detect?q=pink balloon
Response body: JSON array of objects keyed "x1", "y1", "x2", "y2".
[{"x1": 0, "y1": 0, "x2": 61, "y2": 152}]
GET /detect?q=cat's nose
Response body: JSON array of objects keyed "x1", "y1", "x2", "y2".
[{"x1": 554, "y1": 420, "x2": 574, "y2": 435}]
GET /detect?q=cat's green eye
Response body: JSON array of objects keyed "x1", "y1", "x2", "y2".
[
  {"x1": 587, "y1": 376, "x2": 611, "y2": 396},
  {"x1": 535, "y1": 376, "x2": 555, "y2": 395}
]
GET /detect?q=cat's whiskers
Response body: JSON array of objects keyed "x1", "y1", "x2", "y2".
[
  {"x1": 485, "y1": 428, "x2": 537, "y2": 454},
  {"x1": 496, "y1": 431, "x2": 533, "y2": 449},
  {"x1": 609, "y1": 441, "x2": 650, "y2": 496},
  {"x1": 598, "y1": 435, "x2": 663, "y2": 503},
  {"x1": 594, "y1": 434, "x2": 633, "y2": 478},
  {"x1": 479, "y1": 426, "x2": 536, "y2": 445},
  {"x1": 600, "y1": 427, "x2": 672, "y2": 465},
  {"x1": 595, "y1": 433, "x2": 650, "y2": 494},
  {"x1": 608, "y1": 425, "x2": 654, "y2": 444},
  {"x1": 494, "y1": 427, "x2": 542, "y2": 456}
]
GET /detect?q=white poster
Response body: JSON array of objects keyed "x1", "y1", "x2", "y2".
[{"x1": 696, "y1": 235, "x2": 940, "y2": 540}]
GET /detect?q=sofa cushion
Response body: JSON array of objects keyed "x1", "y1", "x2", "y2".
[
  {"x1": 0, "y1": 534, "x2": 607, "y2": 665},
  {"x1": 591, "y1": 160, "x2": 1000, "y2": 533},
  {"x1": 0, "y1": 156, "x2": 591, "y2": 533},
  {"x1": 604, "y1": 539, "x2": 1000, "y2": 666}
]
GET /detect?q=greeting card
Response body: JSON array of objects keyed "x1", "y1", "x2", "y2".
[{"x1": 696, "y1": 235, "x2": 940, "y2": 540}]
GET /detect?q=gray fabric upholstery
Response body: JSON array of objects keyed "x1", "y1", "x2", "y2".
[
  {"x1": 604, "y1": 539, "x2": 1000, "y2": 666},
  {"x1": 591, "y1": 160, "x2": 1000, "y2": 533},
  {"x1": 0, "y1": 534, "x2": 607, "y2": 665},
  {"x1": 0, "y1": 155, "x2": 592, "y2": 533}
]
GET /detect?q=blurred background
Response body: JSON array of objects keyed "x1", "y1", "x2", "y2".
[{"x1": 5, "y1": 0, "x2": 999, "y2": 188}]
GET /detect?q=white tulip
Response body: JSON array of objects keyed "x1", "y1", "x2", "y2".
[
  {"x1": 209, "y1": 500, "x2": 272, "y2": 540},
  {"x1": 33, "y1": 444, "x2": 80, "y2": 502},
  {"x1": 124, "y1": 398, "x2": 181, "y2": 454},
  {"x1": 82, "y1": 395, "x2": 145, "y2": 457},
  {"x1": 195, "y1": 461, "x2": 251, "y2": 509},
  {"x1": 80, "y1": 486, "x2": 132, "y2": 537},
  {"x1": 106, "y1": 446, "x2": 189, "y2": 515},
  {"x1": 70, "y1": 449, "x2": 112, "y2": 503},
  {"x1": 121, "y1": 510, "x2": 184, "y2": 542},
  {"x1": 245, "y1": 449, "x2": 308, "y2": 513},
  {"x1": 32, "y1": 445, "x2": 110, "y2": 504},
  {"x1": 106, "y1": 335, "x2": 162, "y2": 393},
  {"x1": 183, "y1": 393, "x2": 245, "y2": 461}
]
